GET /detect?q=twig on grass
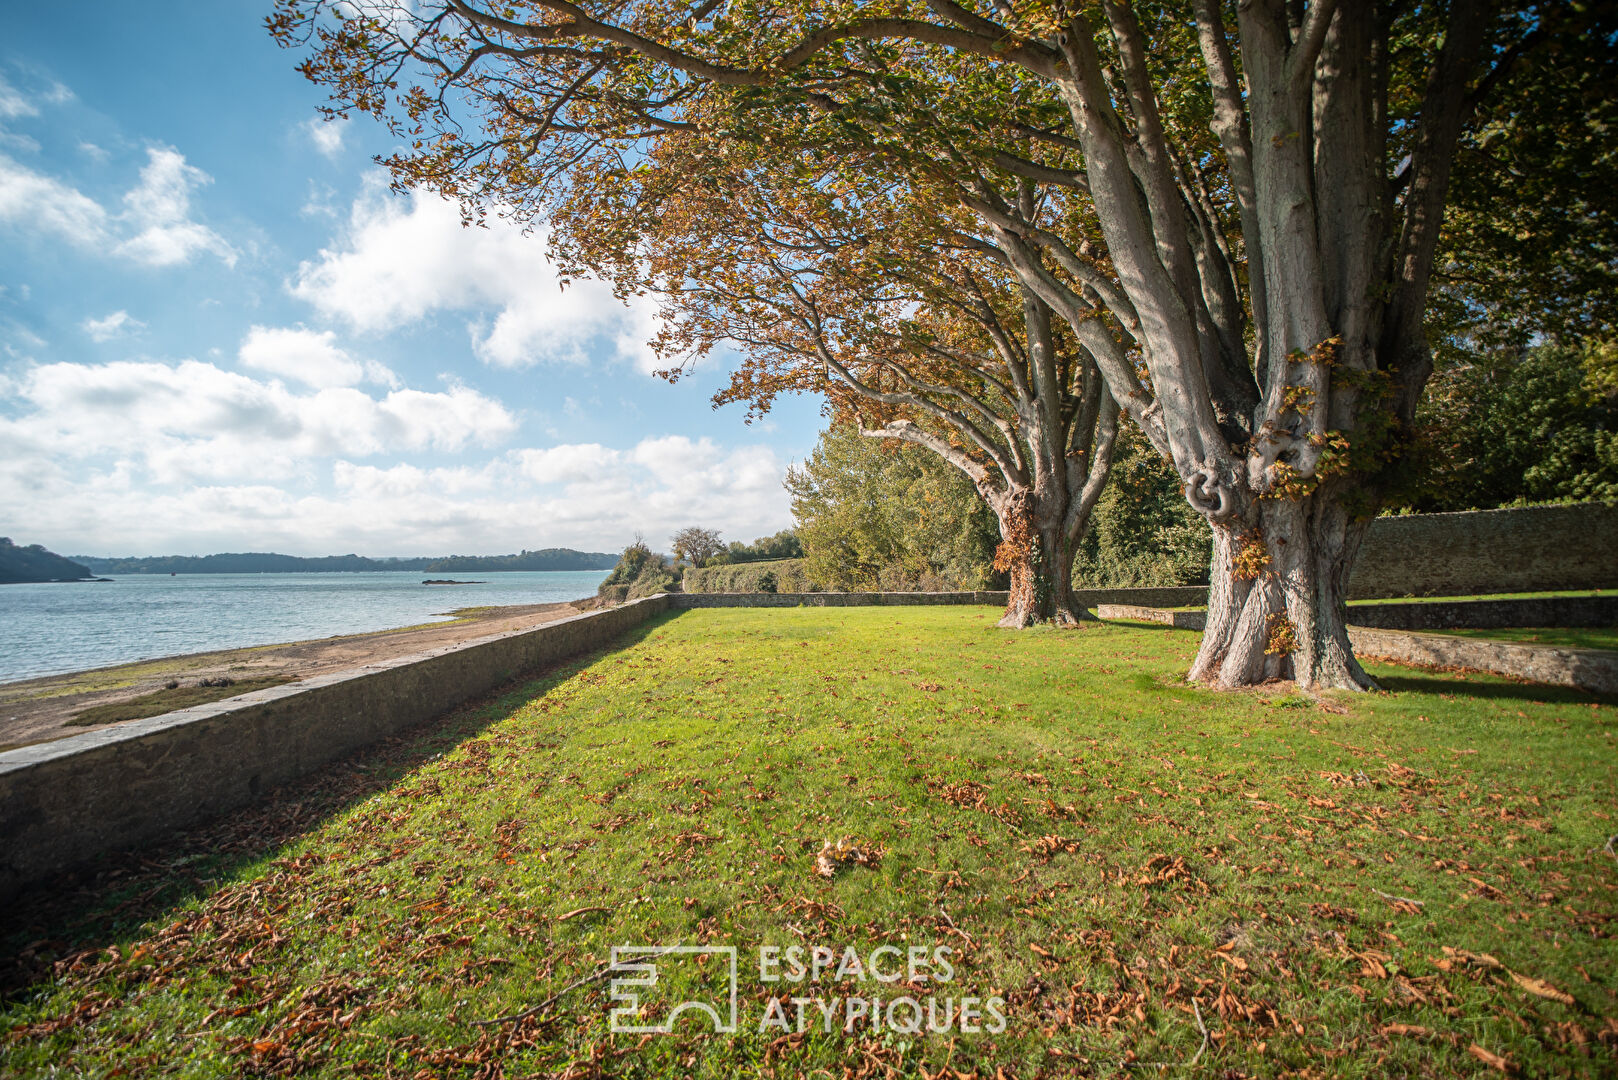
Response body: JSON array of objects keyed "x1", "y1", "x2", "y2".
[
  {"x1": 1189, "y1": 998, "x2": 1209, "y2": 1067},
  {"x1": 1122, "y1": 997, "x2": 1210, "y2": 1070},
  {"x1": 1372, "y1": 887, "x2": 1425, "y2": 910},
  {"x1": 1601, "y1": 835, "x2": 1617, "y2": 863},
  {"x1": 938, "y1": 906, "x2": 974, "y2": 947},
  {"x1": 473, "y1": 961, "x2": 631, "y2": 1027}
]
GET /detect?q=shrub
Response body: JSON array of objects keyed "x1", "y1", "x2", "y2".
[
  {"x1": 599, "y1": 537, "x2": 682, "y2": 600},
  {"x1": 683, "y1": 558, "x2": 818, "y2": 594}
]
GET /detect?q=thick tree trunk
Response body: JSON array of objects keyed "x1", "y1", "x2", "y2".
[
  {"x1": 992, "y1": 489, "x2": 1086, "y2": 629},
  {"x1": 998, "y1": 524, "x2": 1083, "y2": 628},
  {"x1": 1189, "y1": 490, "x2": 1375, "y2": 691}
]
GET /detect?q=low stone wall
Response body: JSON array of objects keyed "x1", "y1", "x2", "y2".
[
  {"x1": 1348, "y1": 627, "x2": 1618, "y2": 696},
  {"x1": 1101, "y1": 595, "x2": 1617, "y2": 634},
  {"x1": 1346, "y1": 594, "x2": 1618, "y2": 631},
  {"x1": 671, "y1": 590, "x2": 1009, "y2": 608},
  {"x1": 1349, "y1": 503, "x2": 1618, "y2": 599},
  {"x1": 1095, "y1": 601, "x2": 1616, "y2": 693},
  {"x1": 0, "y1": 595, "x2": 672, "y2": 903},
  {"x1": 1096, "y1": 604, "x2": 1208, "y2": 629},
  {"x1": 671, "y1": 586, "x2": 1210, "y2": 610}
]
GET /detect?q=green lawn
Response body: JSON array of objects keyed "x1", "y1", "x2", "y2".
[
  {"x1": 3, "y1": 608, "x2": 1615, "y2": 1078},
  {"x1": 1438, "y1": 627, "x2": 1618, "y2": 652}
]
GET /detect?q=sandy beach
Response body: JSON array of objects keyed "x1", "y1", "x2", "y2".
[{"x1": 0, "y1": 601, "x2": 586, "y2": 751}]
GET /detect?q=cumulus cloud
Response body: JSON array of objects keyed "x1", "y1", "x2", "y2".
[
  {"x1": 0, "y1": 146, "x2": 234, "y2": 267},
  {"x1": 112, "y1": 148, "x2": 237, "y2": 267},
  {"x1": 0, "y1": 154, "x2": 109, "y2": 247},
  {"x1": 290, "y1": 179, "x2": 661, "y2": 372},
  {"x1": 2, "y1": 422, "x2": 792, "y2": 557},
  {"x1": 81, "y1": 310, "x2": 145, "y2": 342},
  {"x1": 238, "y1": 325, "x2": 396, "y2": 388},
  {"x1": 0, "y1": 358, "x2": 515, "y2": 484}
]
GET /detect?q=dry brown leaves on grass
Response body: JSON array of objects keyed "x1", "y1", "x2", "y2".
[
  {"x1": 1020, "y1": 835, "x2": 1081, "y2": 862},
  {"x1": 813, "y1": 837, "x2": 884, "y2": 879},
  {"x1": 925, "y1": 778, "x2": 1023, "y2": 828}
]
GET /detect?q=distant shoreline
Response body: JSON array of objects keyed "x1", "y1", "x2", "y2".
[
  {"x1": 69, "y1": 549, "x2": 619, "y2": 576},
  {"x1": 0, "y1": 599, "x2": 590, "y2": 752}
]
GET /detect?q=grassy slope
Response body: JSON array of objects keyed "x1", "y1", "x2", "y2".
[{"x1": 2, "y1": 609, "x2": 1615, "y2": 1078}]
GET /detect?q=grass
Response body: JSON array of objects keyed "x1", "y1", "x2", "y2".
[
  {"x1": 64, "y1": 676, "x2": 295, "y2": 726},
  {"x1": 2, "y1": 607, "x2": 1615, "y2": 1078},
  {"x1": 1437, "y1": 627, "x2": 1618, "y2": 652}
]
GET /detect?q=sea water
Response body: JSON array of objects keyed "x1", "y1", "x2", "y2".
[{"x1": 0, "y1": 570, "x2": 610, "y2": 683}]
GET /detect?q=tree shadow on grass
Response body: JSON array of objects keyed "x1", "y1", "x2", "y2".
[
  {"x1": 0, "y1": 611, "x2": 676, "y2": 1000},
  {"x1": 1372, "y1": 669, "x2": 1616, "y2": 707},
  {"x1": 1088, "y1": 617, "x2": 1188, "y2": 633}
]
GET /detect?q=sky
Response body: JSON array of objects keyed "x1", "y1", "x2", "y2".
[{"x1": 0, "y1": 2, "x2": 825, "y2": 558}]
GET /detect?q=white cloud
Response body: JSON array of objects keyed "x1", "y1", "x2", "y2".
[
  {"x1": 81, "y1": 310, "x2": 145, "y2": 342},
  {"x1": 113, "y1": 148, "x2": 237, "y2": 267},
  {"x1": 78, "y1": 141, "x2": 109, "y2": 162},
  {"x1": 290, "y1": 179, "x2": 662, "y2": 372},
  {"x1": 238, "y1": 325, "x2": 395, "y2": 388},
  {"x1": 0, "y1": 359, "x2": 515, "y2": 484},
  {"x1": 0, "y1": 146, "x2": 235, "y2": 268},
  {"x1": 0, "y1": 75, "x2": 36, "y2": 120},
  {"x1": 0, "y1": 154, "x2": 109, "y2": 247},
  {"x1": 0, "y1": 73, "x2": 67, "y2": 121},
  {"x1": 2, "y1": 423, "x2": 792, "y2": 557},
  {"x1": 303, "y1": 115, "x2": 346, "y2": 158}
]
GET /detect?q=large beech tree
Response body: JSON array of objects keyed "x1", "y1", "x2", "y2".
[
  {"x1": 276, "y1": 0, "x2": 1571, "y2": 687},
  {"x1": 551, "y1": 139, "x2": 1119, "y2": 626}
]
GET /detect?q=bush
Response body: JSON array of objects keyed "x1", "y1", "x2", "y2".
[
  {"x1": 683, "y1": 558, "x2": 819, "y2": 594},
  {"x1": 626, "y1": 564, "x2": 680, "y2": 599},
  {"x1": 598, "y1": 537, "x2": 682, "y2": 600}
]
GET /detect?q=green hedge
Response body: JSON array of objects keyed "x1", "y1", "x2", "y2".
[{"x1": 682, "y1": 558, "x2": 820, "y2": 594}]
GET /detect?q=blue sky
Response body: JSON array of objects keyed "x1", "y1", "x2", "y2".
[{"x1": 0, "y1": 2, "x2": 823, "y2": 557}]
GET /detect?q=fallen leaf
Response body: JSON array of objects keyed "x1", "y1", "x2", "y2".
[
  {"x1": 1509, "y1": 970, "x2": 1574, "y2": 1006},
  {"x1": 1467, "y1": 1043, "x2": 1513, "y2": 1072},
  {"x1": 555, "y1": 906, "x2": 609, "y2": 922}
]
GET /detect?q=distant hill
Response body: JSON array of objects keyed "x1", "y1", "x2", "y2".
[
  {"x1": 422, "y1": 550, "x2": 619, "y2": 572},
  {"x1": 71, "y1": 548, "x2": 618, "y2": 575},
  {"x1": 0, "y1": 537, "x2": 95, "y2": 584}
]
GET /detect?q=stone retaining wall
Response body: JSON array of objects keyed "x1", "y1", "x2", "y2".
[
  {"x1": 1346, "y1": 594, "x2": 1618, "y2": 631},
  {"x1": 671, "y1": 590, "x2": 1009, "y2": 608},
  {"x1": 1348, "y1": 503, "x2": 1618, "y2": 599},
  {"x1": 1101, "y1": 595, "x2": 1617, "y2": 633},
  {"x1": 0, "y1": 595, "x2": 673, "y2": 903},
  {"x1": 1347, "y1": 627, "x2": 1618, "y2": 695},
  {"x1": 671, "y1": 586, "x2": 1210, "y2": 610}
]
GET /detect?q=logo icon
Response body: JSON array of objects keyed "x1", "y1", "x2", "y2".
[{"x1": 609, "y1": 945, "x2": 739, "y2": 1034}]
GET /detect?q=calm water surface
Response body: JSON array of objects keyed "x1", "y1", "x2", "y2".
[{"x1": 0, "y1": 571, "x2": 609, "y2": 683}]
